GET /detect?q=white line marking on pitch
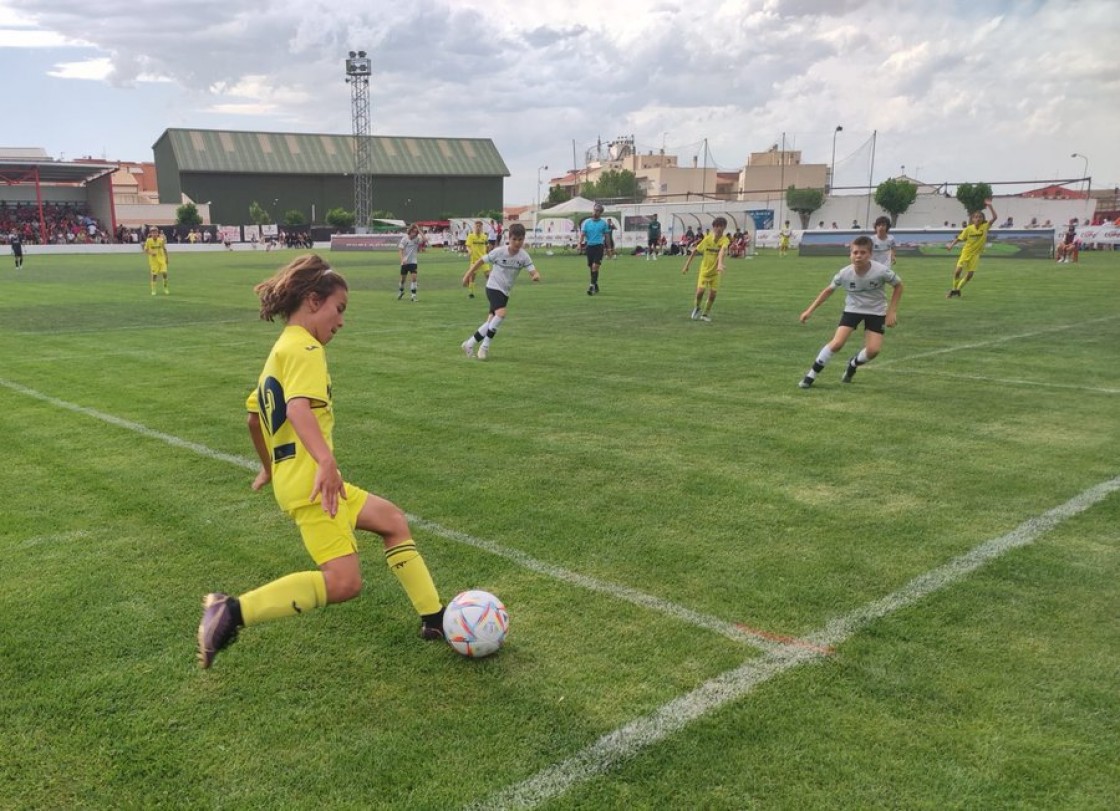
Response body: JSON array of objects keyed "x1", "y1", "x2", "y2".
[
  {"x1": 877, "y1": 314, "x2": 1120, "y2": 368},
  {"x1": 879, "y1": 368, "x2": 1119, "y2": 395},
  {"x1": 0, "y1": 377, "x2": 786, "y2": 655},
  {"x1": 472, "y1": 474, "x2": 1120, "y2": 811}
]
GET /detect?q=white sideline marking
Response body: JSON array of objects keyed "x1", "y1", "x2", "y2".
[
  {"x1": 0, "y1": 377, "x2": 783, "y2": 655},
  {"x1": 18, "y1": 529, "x2": 92, "y2": 549},
  {"x1": 877, "y1": 314, "x2": 1120, "y2": 368},
  {"x1": 879, "y1": 368, "x2": 1119, "y2": 395},
  {"x1": 473, "y1": 475, "x2": 1120, "y2": 811}
]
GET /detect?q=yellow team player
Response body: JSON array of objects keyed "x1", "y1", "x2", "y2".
[
  {"x1": 197, "y1": 254, "x2": 447, "y2": 669},
  {"x1": 464, "y1": 220, "x2": 491, "y2": 299},
  {"x1": 143, "y1": 226, "x2": 169, "y2": 295},
  {"x1": 945, "y1": 199, "x2": 997, "y2": 298},
  {"x1": 681, "y1": 216, "x2": 730, "y2": 322},
  {"x1": 778, "y1": 221, "x2": 792, "y2": 256}
]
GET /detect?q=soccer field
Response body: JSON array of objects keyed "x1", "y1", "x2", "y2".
[{"x1": 2, "y1": 247, "x2": 1118, "y2": 809}]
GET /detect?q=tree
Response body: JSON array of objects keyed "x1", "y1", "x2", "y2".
[
  {"x1": 581, "y1": 169, "x2": 645, "y2": 203},
  {"x1": 325, "y1": 207, "x2": 355, "y2": 231},
  {"x1": 475, "y1": 208, "x2": 502, "y2": 222},
  {"x1": 175, "y1": 202, "x2": 203, "y2": 228},
  {"x1": 544, "y1": 184, "x2": 572, "y2": 209},
  {"x1": 955, "y1": 182, "x2": 994, "y2": 214},
  {"x1": 370, "y1": 209, "x2": 396, "y2": 221},
  {"x1": 874, "y1": 178, "x2": 918, "y2": 226},
  {"x1": 282, "y1": 209, "x2": 307, "y2": 226},
  {"x1": 248, "y1": 201, "x2": 271, "y2": 226},
  {"x1": 785, "y1": 186, "x2": 825, "y2": 228}
]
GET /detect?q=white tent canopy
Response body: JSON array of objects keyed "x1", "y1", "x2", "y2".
[{"x1": 541, "y1": 195, "x2": 599, "y2": 214}]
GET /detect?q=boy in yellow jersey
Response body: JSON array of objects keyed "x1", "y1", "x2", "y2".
[
  {"x1": 945, "y1": 199, "x2": 996, "y2": 297},
  {"x1": 778, "y1": 221, "x2": 793, "y2": 256},
  {"x1": 197, "y1": 254, "x2": 447, "y2": 668},
  {"x1": 464, "y1": 220, "x2": 491, "y2": 299},
  {"x1": 143, "y1": 227, "x2": 169, "y2": 295},
  {"x1": 681, "y1": 216, "x2": 730, "y2": 322}
]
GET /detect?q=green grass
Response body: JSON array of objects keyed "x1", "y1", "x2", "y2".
[{"x1": 1, "y1": 246, "x2": 1118, "y2": 809}]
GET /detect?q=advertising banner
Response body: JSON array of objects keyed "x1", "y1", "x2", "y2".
[
  {"x1": 330, "y1": 233, "x2": 403, "y2": 251},
  {"x1": 798, "y1": 229, "x2": 1055, "y2": 259}
]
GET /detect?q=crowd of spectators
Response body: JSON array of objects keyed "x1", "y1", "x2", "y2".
[{"x1": 1, "y1": 201, "x2": 110, "y2": 244}]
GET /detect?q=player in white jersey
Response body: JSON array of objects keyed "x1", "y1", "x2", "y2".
[
  {"x1": 460, "y1": 223, "x2": 540, "y2": 360},
  {"x1": 870, "y1": 216, "x2": 896, "y2": 266},
  {"x1": 397, "y1": 225, "x2": 427, "y2": 301},
  {"x1": 797, "y1": 235, "x2": 903, "y2": 388}
]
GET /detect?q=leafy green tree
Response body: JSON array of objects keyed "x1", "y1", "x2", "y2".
[
  {"x1": 325, "y1": 207, "x2": 355, "y2": 231},
  {"x1": 282, "y1": 209, "x2": 307, "y2": 226},
  {"x1": 369, "y1": 209, "x2": 396, "y2": 221},
  {"x1": 785, "y1": 186, "x2": 825, "y2": 228},
  {"x1": 955, "y1": 182, "x2": 994, "y2": 214},
  {"x1": 874, "y1": 178, "x2": 918, "y2": 226},
  {"x1": 175, "y1": 202, "x2": 202, "y2": 228},
  {"x1": 579, "y1": 170, "x2": 644, "y2": 204},
  {"x1": 544, "y1": 184, "x2": 572, "y2": 208},
  {"x1": 475, "y1": 208, "x2": 502, "y2": 222},
  {"x1": 584, "y1": 169, "x2": 645, "y2": 203},
  {"x1": 248, "y1": 201, "x2": 271, "y2": 226}
]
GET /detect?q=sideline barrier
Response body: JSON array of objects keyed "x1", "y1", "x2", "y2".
[{"x1": 797, "y1": 228, "x2": 1056, "y2": 259}]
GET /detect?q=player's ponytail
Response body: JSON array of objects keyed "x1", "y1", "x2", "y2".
[{"x1": 255, "y1": 254, "x2": 348, "y2": 322}]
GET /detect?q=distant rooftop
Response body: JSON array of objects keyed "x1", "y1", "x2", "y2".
[{"x1": 0, "y1": 147, "x2": 52, "y2": 161}]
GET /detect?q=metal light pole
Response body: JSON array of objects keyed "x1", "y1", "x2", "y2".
[
  {"x1": 1071, "y1": 152, "x2": 1089, "y2": 190},
  {"x1": 535, "y1": 165, "x2": 548, "y2": 235},
  {"x1": 1071, "y1": 152, "x2": 1090, "y2": 220},
  {"x1": 829, "y1": 125, "x2": 843, "y2": 193},
  {"x1": 345, "y1": 50, "x2": 373, "y2": 232}
]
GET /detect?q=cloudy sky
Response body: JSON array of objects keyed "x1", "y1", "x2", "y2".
[{"x1": 2, "y1": 0, "x2": 1117, "y2": 206}]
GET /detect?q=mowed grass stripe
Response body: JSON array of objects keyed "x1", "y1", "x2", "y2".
[
  {"x1": 0, "y1": 375, "x2": 787, "y2": 655},
  {"x1": 475, "y1": 474, "x2": 1120, "y2": 811}
]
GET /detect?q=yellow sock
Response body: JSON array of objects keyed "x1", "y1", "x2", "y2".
[
  {"x1": 385, "y1": 541, "x2": 441, "y2": 616},
  {"x1": 239, "y1": 571, "x2": 327, "y2": 626}
]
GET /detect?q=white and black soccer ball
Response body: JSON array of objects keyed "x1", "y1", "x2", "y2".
[{"x1": 443, "y1": 590, "x2": 509, "y2": 658}]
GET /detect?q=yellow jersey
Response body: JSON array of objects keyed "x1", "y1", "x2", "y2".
[
  {"x1": 956, "y1": 221, "x2": 991, "y2": 260},
  {"x1": 245, "y1": 325, "x2": 334, "y2": 512},
  {"x1": 144, "y1": 235, "x2": 167, "y2": 264},
  {"x1": 695, "y1": 233, "x2": 731, "y2": 274},
  {"x1": 466, "y1": 231, "x2": 490, "y2": 263}
]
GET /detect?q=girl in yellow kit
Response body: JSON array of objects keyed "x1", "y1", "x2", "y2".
[{"x1": 198, "y1": 254, "x2": 445, "y2": 668}]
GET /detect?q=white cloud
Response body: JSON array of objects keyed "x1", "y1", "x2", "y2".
[{"x1": 4, "y1": 0, "x2": 1119, "y2": 201}]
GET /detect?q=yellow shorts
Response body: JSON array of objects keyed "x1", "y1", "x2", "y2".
[
  {"x1": 148, "y1": 261, "x2": 167, "y2": 274},
  {"x1": 288, "y1": 483, "x2": 369, "y2": 565},
  {"x1": 955, "y1": 255, "x2": 980, "y2": 273},
  {"x1": 697, "y1": 270, "x2": 721, "y2": 291}
]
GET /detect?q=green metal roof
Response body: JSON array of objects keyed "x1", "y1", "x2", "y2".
[{"x1": 155, "y1": 128, "x2": 508, "y2": 178}]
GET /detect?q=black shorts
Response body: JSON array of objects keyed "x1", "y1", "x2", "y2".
[
  {"x1": 400, "y1": 263, "x2": 418, "y2": 275},
  {"x1": 585, "y1": 244, "x2": 605, "y2": 267},
  {"x1": 11, "y1": 243, "x2": 22, "y2": 257},
  {"x1": 486, "y1": 287, "x2": 509, "y2": 313},
  {"x1": 648, "y1": 237, "x2": 660, "y2": 248},
  {"x1": 839, "y1": 311, "x2": 886, "y2": 334}
]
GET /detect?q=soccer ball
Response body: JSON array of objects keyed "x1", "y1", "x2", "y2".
[{"x1": 443, "y1": 590, "x2": 509, "y2": 658}]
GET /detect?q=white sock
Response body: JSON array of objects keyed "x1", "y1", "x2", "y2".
[{"x1": 815, "y1": 346, "x2": 834, "y2": 366}]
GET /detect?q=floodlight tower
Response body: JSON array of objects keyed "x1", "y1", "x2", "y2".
[{"x1": 345, "y1": 50, "x2": 373, "y2": 231}]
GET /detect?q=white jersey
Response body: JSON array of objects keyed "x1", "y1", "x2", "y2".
[
  {"x1": 485, "y1": 246, "x2": 536, "y2": 295},
  {"x1": 399, "y1": 235, "x2": 423, "y2": 265},
  {"x1": 870, "y1": 234, "x2": 896, "y2": 266},
  {"x1": 830, "y1": 260, "x2": 901, "y2": 315}
]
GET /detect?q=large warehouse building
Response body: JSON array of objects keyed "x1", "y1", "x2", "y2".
[{"x1": 152, "y1": 128, "x2": 509, "y2": 226}]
